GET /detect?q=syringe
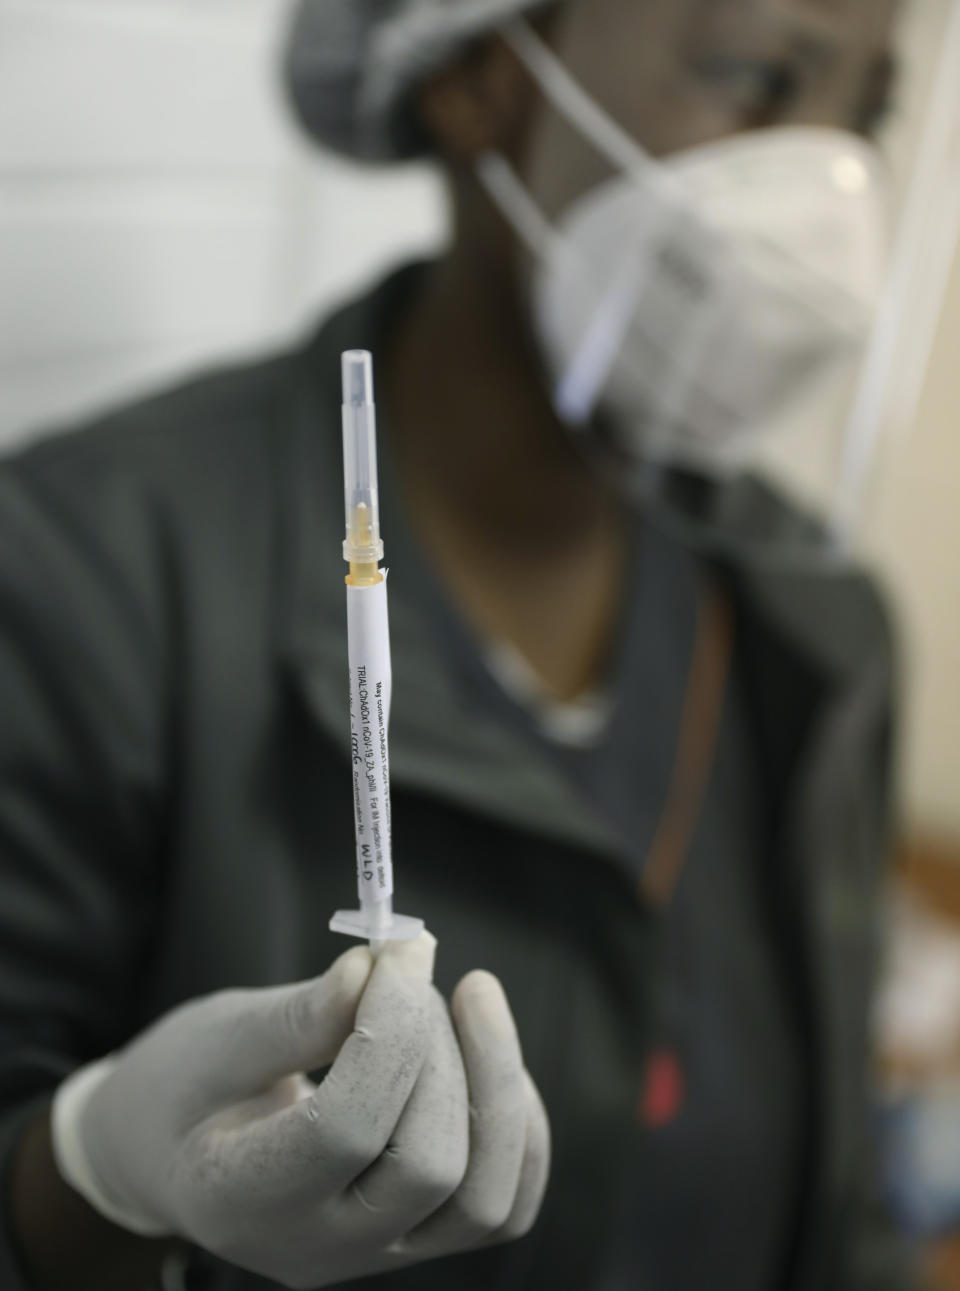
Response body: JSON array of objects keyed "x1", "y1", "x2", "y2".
[{"x1": 329, "y1": 350, "x2": 425, "y2": 948}]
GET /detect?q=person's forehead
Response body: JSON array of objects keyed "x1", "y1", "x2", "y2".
[
  {"x1": 755, "y1": 0, "x2": 900, "y2": 41},
  {"x1": 562, "y1": 0, "x2": 898, "y2": 42}
]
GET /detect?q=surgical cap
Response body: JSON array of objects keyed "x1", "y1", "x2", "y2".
[{"x1": 285, "y1": 0, "x2": 554, "y2": 162}]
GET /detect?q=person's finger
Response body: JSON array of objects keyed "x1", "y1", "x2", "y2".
[
  {"x1": 178, "y1": 945, "x2": 374, "y2": 1112},
  {"x1": 341, "y1": 988, "x2": 469, "y2": 1235},
  {"x1": 401, "y1": 970, "x2": 527, "y2": 1255},
  {"x1": 197, "y1": 932, "x2": 436, "y2": 1201},
  {"x1": 312, "y1": 932, "x2": 437, "y2": 1157},
  {"x1": 479, "y1": 1069, "x2": 550, "y2": 1244}
]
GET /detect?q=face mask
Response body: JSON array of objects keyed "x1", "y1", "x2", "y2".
[{"x1": 477, "y1": 20, "x2": 892, "y2": 478}]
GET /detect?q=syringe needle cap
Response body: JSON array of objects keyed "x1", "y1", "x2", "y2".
[
  {"x1": 342, "y1": 350, "x2": 374, "y2": 407},
  {"x1": 341, "y1": 349, "x2": 383, "y2": 565}
]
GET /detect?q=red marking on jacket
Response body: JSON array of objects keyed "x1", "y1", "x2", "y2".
[{"x1": 638, "y1": 1048, "x2": 685, "y2": 1130}]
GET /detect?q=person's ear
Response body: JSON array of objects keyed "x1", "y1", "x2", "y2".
[{"x1": 415, "y1": 34, "x2": 539, "y2": 164}]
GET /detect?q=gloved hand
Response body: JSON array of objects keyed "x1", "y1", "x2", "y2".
[{"x1": 51, "y1": 934, "x2": 550, "y2": 1288}]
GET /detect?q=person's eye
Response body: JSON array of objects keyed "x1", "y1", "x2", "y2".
[
  {"x1": 694, "y1": 57, "x2": 801, "y2": 121},
  {"x1": 855, "y1": 53, "x2": 899, "y2": 140},
  {"x1": 856, "y1": 94, "x2": 896, "y2": 140}
]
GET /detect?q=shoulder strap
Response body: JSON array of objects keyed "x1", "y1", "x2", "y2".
[{"x1": 640, "y1": 580, "x2": 735, "y2": 909}]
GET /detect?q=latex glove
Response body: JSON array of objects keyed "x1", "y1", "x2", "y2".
[{"x1": 52, "y1": 934, "x2": 550, "y2": 1288}]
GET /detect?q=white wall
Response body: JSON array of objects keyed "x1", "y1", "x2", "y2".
[
  {"x1": 750, "y1": 0, "x2": 960, "y2": 839},
  {"x1": 865, "y1": 246, "x2": 960, "y2": 838},
  {"x1": 1, "y1": 0, "x2": 958, "y2": 839},
  {"x1": 865, "y1": 1, "x2": 960, "y2": 840},
  {"x1": 0, "y1": 0, "x2": 446, "y2": 445}
]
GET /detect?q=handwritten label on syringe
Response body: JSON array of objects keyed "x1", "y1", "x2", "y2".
[{"x1": 346, "y1": 581, "x2": 394, "y2": 904}]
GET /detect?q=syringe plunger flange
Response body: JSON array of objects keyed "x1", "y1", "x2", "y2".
[{"x1": 342, "y1": 350, "x2": 385, "y2": 565}]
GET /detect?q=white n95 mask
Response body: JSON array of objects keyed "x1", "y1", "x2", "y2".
[{"x1": 477, "y1": 20, "x2": 892, "y2": 481}]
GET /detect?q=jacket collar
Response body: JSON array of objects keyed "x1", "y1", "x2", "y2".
[{"x1": 647, "y1": 468, "x2": 894, "y2": 692}]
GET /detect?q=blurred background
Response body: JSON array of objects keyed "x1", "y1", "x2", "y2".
[{"x1": 1, "y1": 0, "x2": 959, "y2": 1280}]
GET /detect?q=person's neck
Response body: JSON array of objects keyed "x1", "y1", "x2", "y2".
[
  {"x1": 382, "y1": 239, "x2": 621, "y2": 567},
  {"x1": 381, "y1": 227, "x2": 629, "y2": 702}
]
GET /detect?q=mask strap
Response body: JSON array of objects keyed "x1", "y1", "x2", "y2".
[
  {"x1": 475, "y1": 151, "x2": 566, "y2": 261},
  {"x1": 483, "y1": 18, "x2": 735, "y2": 434},
  {"x1": 476, "y1": 150, "x2": 634, "y2": 427},
  {"x1": 501, "y1": 19, "x2": 661, "y2": 181},
  {"x1": 478, "y1": 21, "x2": 706, "y2": 434},
  {"x1": 474, "y1": 13, "x2": 666, "y2": 260}
]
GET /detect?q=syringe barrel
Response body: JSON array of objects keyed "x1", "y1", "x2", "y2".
[{"x1": 342, "y1": 350, "x2": 385, "y2": 565}]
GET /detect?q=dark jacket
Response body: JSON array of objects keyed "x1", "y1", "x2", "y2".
[{"x1": 0, "y1": 268, "x2": 912, "y2": 1290}]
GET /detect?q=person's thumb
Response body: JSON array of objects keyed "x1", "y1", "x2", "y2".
[{"x1": 193, "y1": 945, "x2": 375, "y2": 1104}]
